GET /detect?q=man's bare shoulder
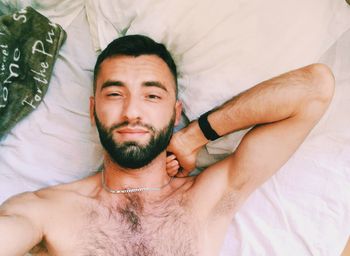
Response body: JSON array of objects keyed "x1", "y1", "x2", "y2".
[
  {"x1": 0, "y1": 190, "x2": 48, "y2": 231},
  {"x1": 1, "y1": 191, "x2": 41, "y2": 213},
  {"x1": 36, "y1": 172, "x2": 101, "y2": 198},
  {"x1": 1, "y1": 173, "x2": 100, "y2": 217}
]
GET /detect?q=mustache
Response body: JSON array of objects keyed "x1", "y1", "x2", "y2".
[{"x1": 109, "y1": 120, "x2": 156, "y2": 133}]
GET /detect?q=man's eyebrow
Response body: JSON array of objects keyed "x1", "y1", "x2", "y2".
[
  {"x1": 100, "y1": 80, "x2": 124, "y2": 91},
  {"x1": 143, "y1": 81, "x2": 168, "y2": 92}
]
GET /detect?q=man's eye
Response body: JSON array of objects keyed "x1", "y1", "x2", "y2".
[
  {"x1": 147, "y1": 94, "x2": 161, "y2": 100},
  {"x1": 107, "y1": 92, "x2": 122, "y2": 97}
]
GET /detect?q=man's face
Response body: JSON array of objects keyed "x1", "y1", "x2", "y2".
[{"x1": 90, "y1": 55, "x2": 182, "y2": 169}]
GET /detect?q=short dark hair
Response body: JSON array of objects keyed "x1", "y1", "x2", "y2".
[{"x1": 93, "y1": 34, "x2": 178, "y2": 96}]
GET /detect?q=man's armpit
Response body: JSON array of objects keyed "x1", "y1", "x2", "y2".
[
  {"x1": 29, "y1": 240, "x2": 49, "y2": 255},
  {"x1": 189, "y1": 156, "x2": 244, "y2": 217},
  {"x1": 212, "y1": 189, "x2": 241, "y2": 217}
]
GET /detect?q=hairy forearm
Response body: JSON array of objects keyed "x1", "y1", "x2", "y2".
[
  {"x1": 177, "y1": 64, "x2": 334, "y2": 151},
  {"x1": 210, "y1": 69, "x2": 312, "y2": 136}
]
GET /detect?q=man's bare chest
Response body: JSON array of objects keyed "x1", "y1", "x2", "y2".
[
  {"x1": 44, "y1": 193, "x2": 200, "y2": 256},
  {"x1": 81, "y1": 193, "x2": 199, "y2": 256}
]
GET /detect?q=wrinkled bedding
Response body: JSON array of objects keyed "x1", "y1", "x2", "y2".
[{"x1": 0, "y1": 0, "x2": 349, "y2": 255}]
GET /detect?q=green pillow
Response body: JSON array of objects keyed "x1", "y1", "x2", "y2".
[{"x1": 0, "y1": 6, "x2": 66, "y2": 140}]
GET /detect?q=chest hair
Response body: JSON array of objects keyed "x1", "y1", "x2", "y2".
[{"x1": 79, "y1": 193, "x2": 198, "y2": 256}]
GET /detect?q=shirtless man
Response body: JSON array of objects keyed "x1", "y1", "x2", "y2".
[{"x1": 0, "y1": 35, "x2": 334, "y2": 255}]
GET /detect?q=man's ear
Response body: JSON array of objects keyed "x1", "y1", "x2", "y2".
[
  {"x1": 89, "y1": 96, "x2": 96, "y2": 126},
  {"x1": 174, "y1": 100, "x2": 183, "y2": 126}
]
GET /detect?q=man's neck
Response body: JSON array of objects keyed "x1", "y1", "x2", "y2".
[{"x1": 101, "y1": 152, "x2": 172, "y2": 197}]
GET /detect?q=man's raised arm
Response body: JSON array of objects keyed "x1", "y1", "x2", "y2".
[
  {"x1": 168, "y1": 63, "x2": 334, "y2": 208},
  {"x1": 0, "y1": 193, "x2": 43, "y2": 255}
]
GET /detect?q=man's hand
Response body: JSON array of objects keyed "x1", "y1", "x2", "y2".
[
  {"x1": 166, "y1": 153, "x2": 180, "y2": 176},
  {"x1": 167, "y1": 127, "x2": 205, "y2": 176}
]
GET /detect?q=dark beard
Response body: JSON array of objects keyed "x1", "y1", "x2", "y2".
[{"x1": 94, "y1": 112, "x2": 175, "y2": 169}]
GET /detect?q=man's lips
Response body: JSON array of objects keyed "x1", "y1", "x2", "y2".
[
  {"x1": 116, "y1": 128, "x2": 149, "y2": 133},
  {"x1": 115, "y1": 127, "x2": 150, "y2": 139}
]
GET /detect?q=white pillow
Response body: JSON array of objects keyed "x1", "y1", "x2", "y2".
[{"x1": 86, "y1": 0, "x2": 350, "y2": 120}]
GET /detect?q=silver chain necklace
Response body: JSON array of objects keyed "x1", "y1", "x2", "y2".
[{"x1": 101, "y1": 169, "x2": 174, "y2": 194}]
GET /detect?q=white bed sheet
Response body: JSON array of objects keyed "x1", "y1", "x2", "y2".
[
  {"x1": 219, "y1": 28, "x2": 350, "y2": 255},
  {"x1": 0, "y1": 1, "x2": 349, "y2": 255}
]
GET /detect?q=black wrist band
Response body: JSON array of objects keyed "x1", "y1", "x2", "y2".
[{"x1": 198, "y1": 111, "x2": 220, "y2": 141}]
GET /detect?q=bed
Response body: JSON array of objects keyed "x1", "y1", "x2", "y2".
[{"x1": 0, "y1": 0, "x2": 349, "y2": 255}]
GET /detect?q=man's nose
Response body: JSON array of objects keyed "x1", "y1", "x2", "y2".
[{"x1": 122, "y1": 97, "x2": 142, "y2": 121}]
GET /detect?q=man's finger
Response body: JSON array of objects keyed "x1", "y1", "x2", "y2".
[
  {"x1": 167, "y1": 160, "x2": 179, "y2": 168},
  {"x1": 166, "y1": 153, "x2": 176, "y2": 163},
  {"x1": 167, "y1": 165, "x2": 180, "y2": 176}
]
